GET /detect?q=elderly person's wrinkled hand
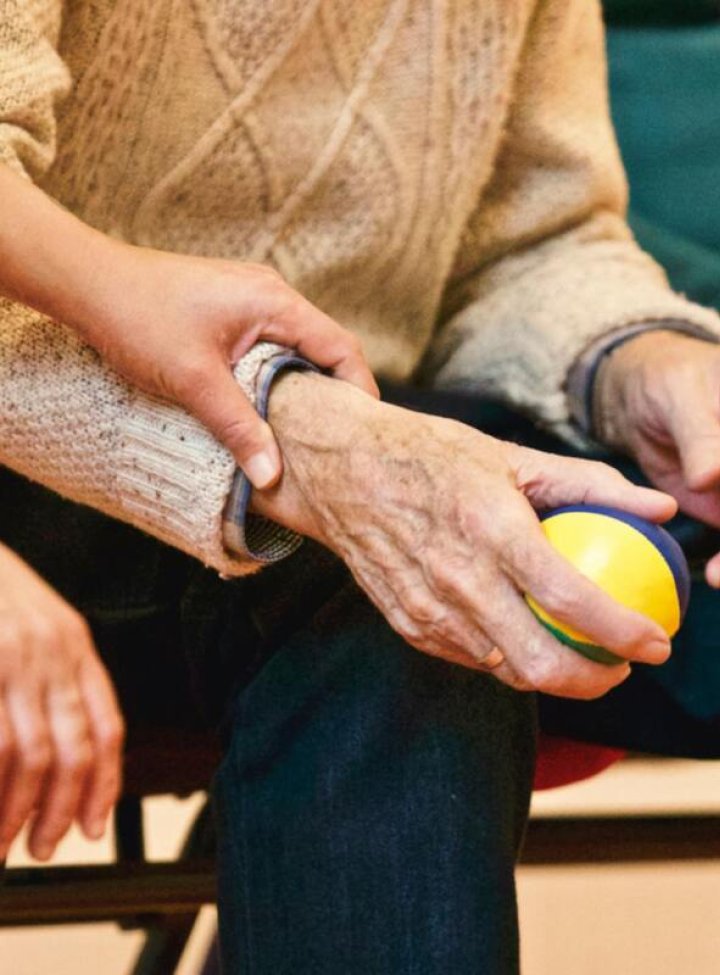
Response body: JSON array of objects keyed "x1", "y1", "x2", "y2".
[
  {"x1": 251, "y1": 371, "x2": 677, "y2": 701},
  {"x1": 594, "y1": 330, "x2": 720, "y2": 587},
  {"x1": 0, "y1": 544, "x2": 123, "y2": 862}
]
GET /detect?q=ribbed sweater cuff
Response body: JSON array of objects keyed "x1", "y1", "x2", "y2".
[
  {"x1": 116, "y1": 342, "x2": 300, "y2": 577},
  {"x1": 222, "y1": 353, "x2": 317, "y2": 564}
]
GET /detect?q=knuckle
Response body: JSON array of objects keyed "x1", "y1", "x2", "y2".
[
  {"x1": 485, "y1": 510, "x2": 530, "y2": 561},
  {"x1": 58, "y1": 743, "x2": 93, "y2": 777},
  {"x1": 389, "y1": 610, "x2": 423, "y2": 648},
  {"x1": 427, "y1": 616, "x2": 459, "y2": 648},
  {"x1": 0, "y1": 618, "x2": 26, "y2": 652},
  {"x1": 590, "y1": 460, "x2": 624, "y2": 485},
  {"x1": 23, "y1": 738, "x2": 52, "y2": 775},
  {"x1": 274, "y1": 291, "x2": 304, "y2": 324},
  {"x1": 98, "y1": 718, "x2": 125, "y2": 754},
  {"x1": 522, "y1": 654, "x2": 560, "y2": 692},
  {"x1": 26, "y1": 617, "x2": 59, "y2": 649},
  {"x1": 395, "y1": 619, "x2": 421, "y2": 646},
  {"x1": 400, "y1": 590, "x2": 436, "y2": 626},
  {"x1": 426, "y1": 560, "x2": 461, "y2": 597},
  {"x1": 535, "y1": 580, "x2": 582, "y2": 621},
  {"x1": 61, "y1": 611, "x2": 92, "y2": 648},
  {"x1": 502, "y1": 532, "x2": 535, "y2": 573}
]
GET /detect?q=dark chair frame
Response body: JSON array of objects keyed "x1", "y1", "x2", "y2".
[{"x1": 0, "y1": 793, "x2": 216, "y2": 975}]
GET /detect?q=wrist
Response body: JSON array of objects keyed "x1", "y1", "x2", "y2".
[
  {"x1": 266, "y1": 368, "x2": 381, "y2": 437},
  {"x1": 56, "y1": 235, "x2": 134, "y2": 342},
  {"x1": 0, "y1": 165, "x2": 122, "y2": 335},
  {"x1": 570, "y1": 322, "x2": 720, "y2": 443},
  {"x1": 251, "y1": 370, "x2": 384, "y2": 542},
  {"x1": 592, "y1": 330, "x2": 699, "y2": 451}
]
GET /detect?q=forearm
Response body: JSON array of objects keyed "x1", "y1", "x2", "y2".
[{"x1": 0, "y1": 164, "x2": 119, "y2": 335}]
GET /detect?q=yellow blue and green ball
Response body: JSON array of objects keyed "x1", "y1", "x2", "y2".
[{"x1": 527, "y1": 504, "x2": 690, "y2": 665}]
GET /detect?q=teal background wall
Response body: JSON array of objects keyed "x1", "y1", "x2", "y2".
[{"x1": 604, "y1": 1, "x2": 720, "y2": 306}]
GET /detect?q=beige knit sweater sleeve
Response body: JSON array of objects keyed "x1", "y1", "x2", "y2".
[
  {"x1": 0, "y1": 0, "x2": 68, "y2": 178},
  {"x1": 0, "y1": 1, "x2": 295, "y2": 577},
  {"x1": 424, "y1": 0, "x2": 720, "y2": 443}
]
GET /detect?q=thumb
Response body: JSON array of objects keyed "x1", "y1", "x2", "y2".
[
  {"x1": 666, "y1": 396, "x2": 720, "y2": 492},
  {"x1": 180, "y1": 358, "x2": 282, "y2": 490}
]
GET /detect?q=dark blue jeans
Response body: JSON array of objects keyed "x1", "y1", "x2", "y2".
[
  {"x1": 213, "y1": 548, "x2": 535, "y2": 974},
  {"x1": 2, "y1": 386, "x2": 720, "y2": 975},
  {"x1": 0, "y1": 430, "x2": 535, "y2": 974}
]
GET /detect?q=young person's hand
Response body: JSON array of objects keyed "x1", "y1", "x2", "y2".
[
  {"x1": 70, "y1": 245, "x2": 379, "y2": 489},
  {"x1": 0, "y1": 544, "x2": 123, "y2": 862},
  {"x1": 594, "y1": 330, "x2": 720, "y2": 586},
  {"x1": 0, "y1": 165, "x2": 378, "y2": 491},
  {"x1": 252, "y1": 372, "x2": 677, "y2": 700}
]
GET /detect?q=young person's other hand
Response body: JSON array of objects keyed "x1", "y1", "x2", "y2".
[{"x1": 0, "y1": 544, "x2": 123, "y2": 862}]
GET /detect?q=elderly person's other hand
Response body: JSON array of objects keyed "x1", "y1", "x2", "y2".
[
  {"x1": 251, "y1": 372, "x2": 677, "y2": 701},
  {"x1": 594, "y1": 331, "x2": 720, "y2": 586},
  {"x1": 0, "y1": 544, "x2": 123, "y2": 862}
]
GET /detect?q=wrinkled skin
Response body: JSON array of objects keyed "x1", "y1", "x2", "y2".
[
  {"x1": 252, "y1": 371, "x2": 676, "y2": 701},
  {"x1": 596, "y1": 330, "x2": 720, "y2": 586}
]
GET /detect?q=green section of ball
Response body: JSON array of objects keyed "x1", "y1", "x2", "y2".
[{"x1": 532, "y1": 613, "x2": 624, "y2": 667}]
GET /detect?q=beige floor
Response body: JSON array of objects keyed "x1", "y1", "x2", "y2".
[
  {"x1": 521, "y1": 760, "x2": 720, "y2": 975},
  {"x1": 1, "y1": 760, "x2": 719, "y2": 975}
]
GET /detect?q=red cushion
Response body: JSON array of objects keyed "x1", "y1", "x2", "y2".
[{"x1": 533, "y1": 733, "x2": 625, "y2": 790}]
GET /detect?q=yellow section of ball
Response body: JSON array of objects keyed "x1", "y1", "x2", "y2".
[{"x1": 528, "y1": 511, "x2": 681, "y2": 643}]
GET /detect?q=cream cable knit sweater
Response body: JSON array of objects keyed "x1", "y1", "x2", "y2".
[{"x1": 1, "y1": 0, "x2": 719, "y2": 576}]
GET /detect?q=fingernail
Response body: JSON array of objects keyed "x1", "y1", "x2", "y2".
[
  {"x1": 87, "y1": 819, "x2": 105, "y2": 840},
  {"x1": 244, "y1": 450, "x2": 280, "y2": 490},
  {"x1": 34, "y1": 842, "x2": 54, "y2": 861}
]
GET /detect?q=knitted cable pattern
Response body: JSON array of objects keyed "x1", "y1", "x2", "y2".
[{"x1": 2, "y1": 0, "x2": 720, "y2": 573}]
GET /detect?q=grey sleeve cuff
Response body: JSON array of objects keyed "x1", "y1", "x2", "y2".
[
  {"x1": 566, "y1": 320, "x2": 720, "y2": 439},
  {"x1": 222, "y1": 353, "x2": 319, "y2": 564}
]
